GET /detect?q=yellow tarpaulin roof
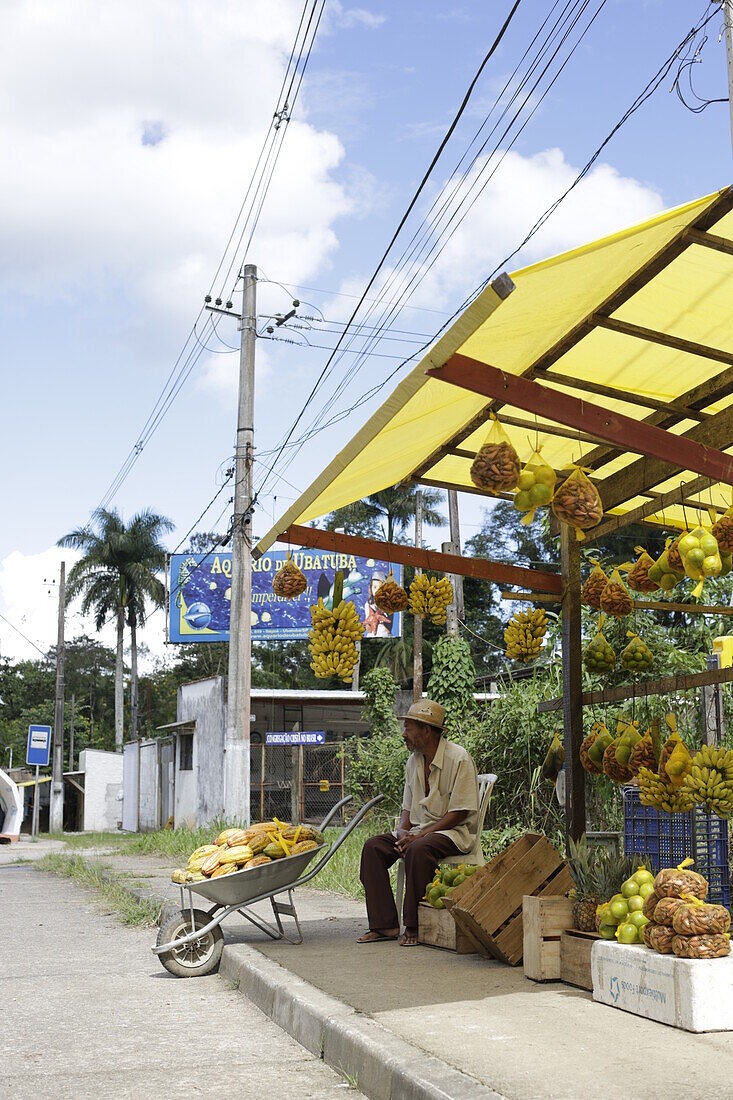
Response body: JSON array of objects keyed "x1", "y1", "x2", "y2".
[{"x1": 255, "y1": 186, "x2": 733, "y2": 555}]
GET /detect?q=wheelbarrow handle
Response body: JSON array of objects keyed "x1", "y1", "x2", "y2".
[
  {"x1": 291, "y1": 794, "x2": 385, "y2": 889},
  {"x1": 318, "y1": 794, "x2": 353, "y2": 831}
]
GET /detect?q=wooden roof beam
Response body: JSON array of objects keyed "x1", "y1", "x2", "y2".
[
  {"x1": 586, "y1": 474, "x2": 716, "y2": 542},
  {"x1": 686, "y1": 227, "x2": 733, "y2": 257},
  {"x1": 427, "y1": 353, "x2": 733, "y2": 492},
  {"x1": 278, "y1": 523, "x2": 562, "y2": 593},
  {"x1": 593, "y1": 314, "x2": 733, "y2": 370},
  {"x1": 545, "y1": 367, "x2": 711, "y2": 421}
]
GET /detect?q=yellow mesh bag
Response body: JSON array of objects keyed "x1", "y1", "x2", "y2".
[
  {"x1": 512, "y1": 447, "x2": 556, "y2": 525},
  {"x1": 470, "y1": 414, "x2": 520, "y2": 493}
]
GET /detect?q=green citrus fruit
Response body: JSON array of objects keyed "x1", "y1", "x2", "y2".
[
  {"x1": 616, "y1": 921, "x2": 639, "y2": 944},
  {"x1": 517, "y1": 471, "x2": 535, "y2": 492},
  {"x1": 598, "y1": 904, "x2": 613, "y2": 926},
  {"x1": 686, "y1": 547, "x2": 705, "y2": 568},
  {"x1": 529, "y1": 482, "x2": 552, "y2": 506},
  {"x1": 628, "y1": 911, "x2": 649, "y2": 930},
  {"x1": 534, "y1": 465, "x2": 556, "y2": 486},
  {"x1": 638, "y1": 882, "x2": 655, "y2": 899},
  {"x1": 609, "y1": 898, "x2": 629, "y2": 922},
  {"x1": 621, "y1": 880, "x2": 640, "y2": 898},
  {"x1": 627, "y1": 895, "x2": 644, "y2": 913},
  {"x1": 678, "y1": 534, "x2": 698, "y2": 556},
  {"x1": 513, "y1": 490, "x2": 532, "y2": 512},
  {"x1": 599, "y1": 924, "x2": 617, "y2": 939},
  {"x1": 633, "y1": 868, "x2": 654, "y2": 885}
]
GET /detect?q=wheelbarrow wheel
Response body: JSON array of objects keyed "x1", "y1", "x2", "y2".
[{"x1": 156, "y1": 908, "x2": 223, "y2": 978}]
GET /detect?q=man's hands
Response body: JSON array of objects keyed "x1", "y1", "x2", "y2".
[{"x1": 395, "y1": 827, "x2": 417, "y2": 855}]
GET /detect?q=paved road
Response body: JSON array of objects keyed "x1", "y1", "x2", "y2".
[{"x1": 2, "y1": 864, "x2": 361, "y2": 1099}]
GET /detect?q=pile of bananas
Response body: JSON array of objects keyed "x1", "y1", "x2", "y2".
[
  {"x1": 408, "y1": 573, "x2": 453, "y2": 625},
  {"x1": 272, "y1": 554, "x2": 307, "y2": 599},
  {"x1": 684, "y1": 745, "x2": 733, "y2": 817},
  {"x1": 171, "y1": 820, "x2": 322, "y2": 884},
  {"x1": 504, "y1": 607, "x2": 547, "y2": 662},
  {"x1": 638, "y1": 766, "x2": 695, "y2": 813},
  {"x1": 309, "y1": 597, "x2": 364, "y2": 682},
  {"x1": 374, "y1": 571, "x2": 408, "y2": 613}
]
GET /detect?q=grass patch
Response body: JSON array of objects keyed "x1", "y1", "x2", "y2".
[{"x1": 36, "y1": 852, "x2": 162, "y2": 926}]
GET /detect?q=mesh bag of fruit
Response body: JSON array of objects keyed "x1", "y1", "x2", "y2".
[
  {"x1": 678, "y1": 525, "x2": 722, "y2": 598},
  {"x1": 620, "y1": 632, "x2": 654, "y2": 674},
  {"x1": 653, "y1": 860, "x2": 708, "y2": 901},
  {"x1": 653, "y1": 897, "x2": 687, "y2": 927},
  {"x1": 648, "y1": 538, "x2": 685, "y2": 594},
  {"x1": 642, "y1": 889, "x2": 661, "y2": 920},
  {"x1": 580, "y1": 727, "x2": 602, "y2": 774},
  {"x1": 583, "y1": 616, "x2": 616, "y2": 674},
  {"x1": 642, "y1": 922, "x2": 656, "y2": 948},
  {"x1": 512, "y1": 446, "x2": 556, "y2": 525},
  {"x1": 713, "y1": 499, "x2": 733, "y2": 554},
  {"x1": 541, "y1": 731, "x2": 564, "y2": 782},
  {"x1": 663, "y1": 738, "x2": 693, "y2": 787},
  {"x1": 648, "y1": 924, "x2": 676, "y2": 954},
  {"x1": 599, "y1": 568, "x2": 634, "y2": 619},
  {"x1": 272, "y1": 553, "x2": 308, "y2": 598},
  {"x1": 373, "y1": 571, "x2": 408, "y2": 613},
  {"x1": 581, "y1": 563, "x2": 608, "y2": 610},
  {"x1": 672, "y1": 899, "x2": 731, "y2": 936},
  {"x1": 672, "y1": 933, "x2": 730, "y2": 959},
  {"x1": 624, "y1": 547, "x2": 659, "y2": 593},
  {"x1": 602, "y1": 738, "x2": 634, "y2": 784},
  {"x1": 470, "y1": 414, "x2": 521, "y2": 493},
  {"x1": 629, "y1": 732, "x2": 658, "y2": 776},
  {"x1": 551, "y1": 465, "x2": 603, "y2": 538}
]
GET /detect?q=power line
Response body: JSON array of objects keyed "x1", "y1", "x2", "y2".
[
  {"x1": 0, "y1": 612, "x2": 47, "y2": 657},
  {"x1": 255, "y1": 0, "x2": 525, "y2": 497}
]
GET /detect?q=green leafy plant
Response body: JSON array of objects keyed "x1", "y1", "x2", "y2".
[
  {"x1": 427, "y1": 635, "x2": 476, "y2": 729},
  {"x1": 343, "y1": 668, "x2": 406, "y2": 812}
]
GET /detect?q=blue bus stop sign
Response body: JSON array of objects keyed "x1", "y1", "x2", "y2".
[{"x1": 27, "y1": 725, "x2": 52, "y2": 767}]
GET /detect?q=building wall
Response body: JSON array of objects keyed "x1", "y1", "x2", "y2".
[
  {"x1": 79, "y1": 749, "x2": 123, "y2": 832},
  {"x1": 176, "y1": 676, "x2": 226, "y2": 828},
  {"x1": 137, "y1": 741, "x2": 160, "y2": 831}
]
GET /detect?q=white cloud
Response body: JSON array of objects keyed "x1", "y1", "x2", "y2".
[
  {"x1": 0, "y1": 0, "x2": 358, "y2": 330},
  {"x1": 0, "y1": 545, "x2": 169, "y2": 667},
  {"x1": 331, "y1": 6, "x2": 387, "y2": 30}
]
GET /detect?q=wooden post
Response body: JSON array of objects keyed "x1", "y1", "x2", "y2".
[{"x1": 560, "y1": 526, "x2": 585, "y2": 843}]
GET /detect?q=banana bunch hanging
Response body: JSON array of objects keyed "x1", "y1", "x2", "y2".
[
  {"x1": 504, "y1": 607, "x2": 547, "y2": 662},
  {"x1": 408, "y1": 573, "x2": 453, "y2": 625},
  {"x1": 308, "y1": 571, "x2": 364, "y2": 683}
]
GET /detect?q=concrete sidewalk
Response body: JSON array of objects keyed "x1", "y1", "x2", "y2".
[{"x1": 45, "y1": 846, "x2": 733, "y2": 1100}]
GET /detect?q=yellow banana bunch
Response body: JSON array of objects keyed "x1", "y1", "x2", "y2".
[
  {"x1": 504, "y1": 607, "x2": 547, "y2": 662},
  {"x1": 683, "y1": 745, "x2": 733, "y2": 818},
  {"x1": 408, "y1": 573, "x2": 453, "y2": 625},
  {"x1": 308, "y1": 597, "x2": 365, "y2": 683},
  {"x1": 638, "y1": 766, "x2": 695, "y2": 813}
]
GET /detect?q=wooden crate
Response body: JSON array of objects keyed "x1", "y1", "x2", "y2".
[
  {"x1": 444, "y1": 833, "x2": 573, "y2": 966},
  {"x1": 522, "y1": 895, "x2": 574, "y2": 981},
  {"x1": 560, "y1": 929, "x2": 598, "y2": 991},
  {"x1": 417, "y1": 902, "x2": 490, "y2": 955}
]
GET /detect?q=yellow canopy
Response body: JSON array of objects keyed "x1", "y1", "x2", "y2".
[{"x1": 255, "y1": 186, "x2": 733, "y2": 555}]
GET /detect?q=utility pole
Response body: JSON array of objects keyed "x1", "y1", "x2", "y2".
[
  {"x1": 724, "y1": 0, "x2": 733, "y2": 157},
  {"x1": 49, "y1": 561, "x2": 65, "y2": 832},
  {"x1": 224, "y1": 264, "x2": 256, "y2": 824},
  {"x1": 444, "y1": 490, "x2": 464, "y2": 637},
  {"x1": 69, "y1": 694, "x2": 75, "y2": 772},
  {"x1": 413, "y1": 492, "x2": 423, "y2": 701}
]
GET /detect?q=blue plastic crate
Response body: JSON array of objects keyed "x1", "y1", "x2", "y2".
[{"x1": 622, "y1": 787, "x2": 730, "y2": 907}]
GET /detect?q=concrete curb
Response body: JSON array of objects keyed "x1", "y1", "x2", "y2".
[
  {"x1": 71, "y1": 862, "x2": 506, "y2": 1100},
  {"x1": 220, "y1": 942, "x2": 506, "y2": 1100}
]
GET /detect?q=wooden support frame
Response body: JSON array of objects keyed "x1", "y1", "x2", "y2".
[
  {"x1": 277, "y1": 523, "x2": 562, "y2": 593},
  {"x1": 427, "y1": 354, "x2": 733, "y2": 488},
  {"x1": 538, "y1": 665, "x2": 733, "y2": 714},
  {"x1": 560, "y1": 526, "x2": 585, "y2": 844},
  {"x1": 587, "y1": 475, "x2": 715, "y2": 541},
  {"x1": 544, "y1": 367, "x2": 710, "y2": 421}
]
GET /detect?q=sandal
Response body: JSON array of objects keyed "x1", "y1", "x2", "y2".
[{"x1": 356, "y1": 930, "x2": 399, "y2": 944}]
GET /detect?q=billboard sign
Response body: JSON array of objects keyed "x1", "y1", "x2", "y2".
[{"x1": 168, "y1": 549, "x2": 402, "y2": 643}]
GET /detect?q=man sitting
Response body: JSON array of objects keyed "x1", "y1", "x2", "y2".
[{"x1": 358, "y1": 699, "x2": 480, "y2": 947}]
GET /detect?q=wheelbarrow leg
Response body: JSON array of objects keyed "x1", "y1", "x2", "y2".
[{"x1": 271, "y1": 889, "x2": 303, "y2": 945}]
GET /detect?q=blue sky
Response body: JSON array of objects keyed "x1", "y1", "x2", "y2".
[{"x1": 1, "y1": 0, "x2": 731, "y2": 660}]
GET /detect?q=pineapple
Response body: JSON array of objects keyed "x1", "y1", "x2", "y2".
[{"x1": 567, "y1": 836, "x2": 638, "y2": 933}]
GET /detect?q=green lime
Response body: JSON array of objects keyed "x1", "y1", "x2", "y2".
[
  {"x1": 609, "y1": 898, "x2": 629, "y2": 922},
  {"x1": 638, "y1": 882, "x2": 655, "y2": 899},
  {"x1": 628, "y1": 911, "x2": 649, "y2": 930},
  {"x1": 621, "y1": 880, "x2": 640, "y2": 898},
  {"x1": 616, "y1": 921, "x2": 639, "y2": 945},
  {"x1": 599, "y1": 923, "x2": 617, "y2": 940},
  {"x1": 627, "y1": 895, "x2": 644, "y2": 913}
]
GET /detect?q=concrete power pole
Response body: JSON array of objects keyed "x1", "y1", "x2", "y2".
[
  {"x1": 444, "y1": 489, "x2": 464, "y2": 636},
  {"x1": 49, "y1": 561, "x2": 65, "y2": 832},
  {"x1": 224, "y1": 264, "x2": 257, "y2": 824},
  {"x1": 724, "y1": 0, "x2": 733, "y2": 156},
  {"x1": 413, "y1": 492, "x2": 423, "y2": 701}
]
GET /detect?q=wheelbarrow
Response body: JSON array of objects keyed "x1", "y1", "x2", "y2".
[{"x1": 153, "y1": 794, "x2": 383, "y2": 977}]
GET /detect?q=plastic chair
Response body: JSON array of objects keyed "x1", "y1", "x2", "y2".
[{"x1": 394, "y1": 772, "x2": 497, "y2": 931}]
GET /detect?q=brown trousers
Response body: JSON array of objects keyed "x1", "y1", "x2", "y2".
[{"x1": 360, "y1": 831, "x2": 459, "y2": 931}]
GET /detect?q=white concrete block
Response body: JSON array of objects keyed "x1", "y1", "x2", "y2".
[{"x1": 592, "y1": 940, "x2": 733, "y2": 1032}]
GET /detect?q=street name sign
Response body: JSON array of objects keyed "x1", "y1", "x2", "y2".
[{"x1": 265, "y1": 731, "x2": 325, "y2": 746}]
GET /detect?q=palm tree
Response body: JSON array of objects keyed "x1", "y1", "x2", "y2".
[
  {"x1": 325, "y1": 485, "x2": 444, "y2": 543},
  {"x1": 59, "y1": 508, "x2": 172, "y2": 750},
  {"x1": 123, "y1": 510, "x2": 173, "y2": 739}
]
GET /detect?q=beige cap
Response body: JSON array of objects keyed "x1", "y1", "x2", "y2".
[{"x1": 399, "y1": 699, "x2": 445, "y2": 731}]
